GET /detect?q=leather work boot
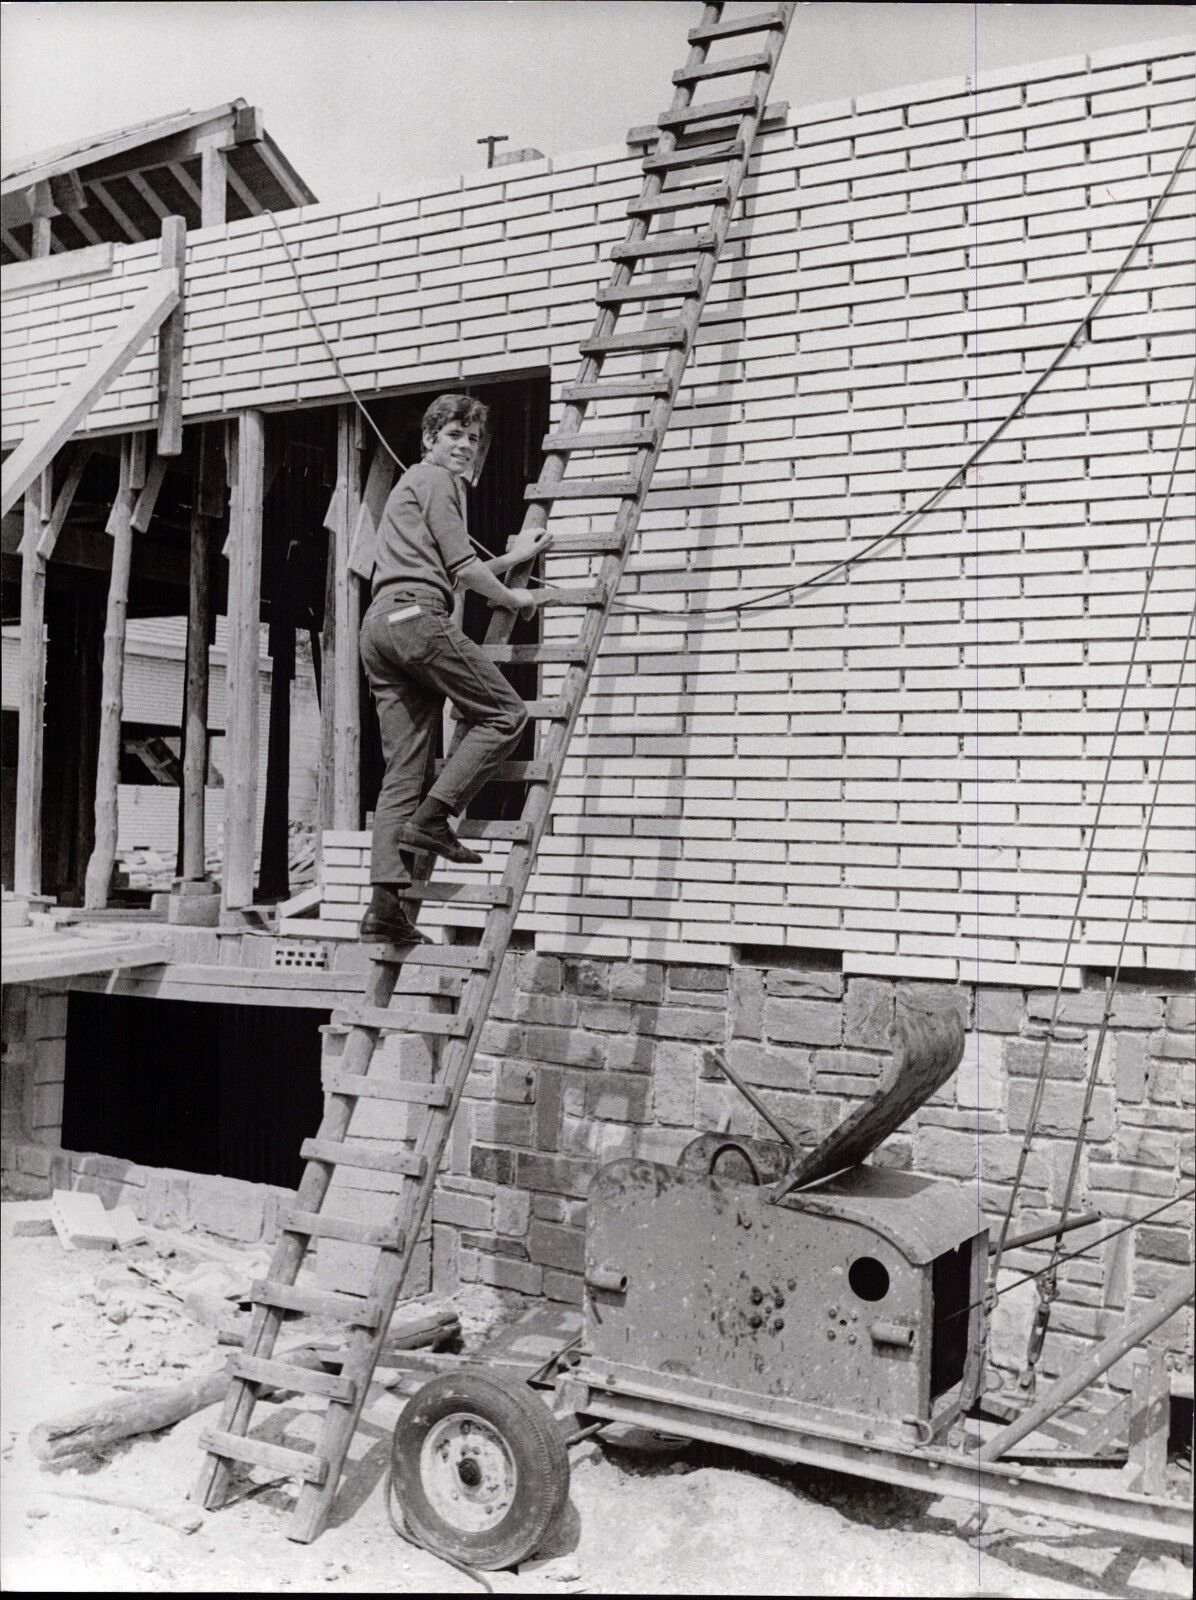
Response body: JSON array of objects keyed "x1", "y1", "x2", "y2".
[
  {"x1": 398, "y1": 818, "x2": 483, "y2": 866},
  {"x1": 360, "y1": 889, "x2": 431, "y2": 946}
]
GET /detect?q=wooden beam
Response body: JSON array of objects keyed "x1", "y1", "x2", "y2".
[
  {"x1": 317, "y1": 474, "x2": 338, "y2": 847},
  {"x1": 14, "y1": 472, "x2": 50, "y2": 895},
  {"x1": 126, "y1": 171, "x2": 170, "y2": 220},
  {"x1": 225, "y1": 162, "x2": 264, "y2": 217},
  {"x1": 333, "y1": 406, "x2": 362, "y2": 829},
  {"x1": 222, "y1": 411, "x2": 265, "y2": 910},
  {"x1": 181, "y1": 424, "x2": 219, "y2": 881},
  {"x1": 250, "y1": 134, "x2": 313, "y2": 209},
  {"x1": 36, "y1": 443, "x2": 94, "y2": 559},
  {"x1": 200, "y1": 144, "x2": 227, "y2": 228},
  {"x1": 167, "y1": 162, "x2": 202, "y2": 207},
  {"x1": 156, "y1": 215, "x2": 186, "y2": 455},
  {"x1": 2, "y1": 226, "x2": 29, "y2": 260},
  {"x1": 0, "y1": 269, "x2": 180, "y2": 516},
  {"x1": 31, "y1": 214, "x2": 53, "y2": 258},
  {"x1": 130, "y1": 452, "x2": 168, "y2": 533},
  {"x1": 88, "y1": 179, "x2": 143, "y2": 243},
  {"x1": 83, "y1": 440, "x2": 135, "y2": 909}
]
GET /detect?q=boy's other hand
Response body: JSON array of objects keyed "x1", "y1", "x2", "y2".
[{"x1": 506, "y1": 528, "x2": 554, "y2": 567}]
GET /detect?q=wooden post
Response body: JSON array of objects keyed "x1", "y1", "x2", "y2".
[
  {"x1": 1128, "y1": 1348, "x2": 1169, "y2": 1496},
  {"x1": 83, "y1": 440, "x2": 135, "y2": 909},
  {"x1": 14, "y1": 472, "x2": 50, "y2": 896},
  {"x1": 156, "y1": 215, "x2": 186, "y2": 456},
  {"x1": 200, "y1": 143, "x2": 228, "y2": 228},
  {"x1": 258, "y1": 611, "x2": 294, "y2": 901},
  {"x1": 222, "y1": 411, "x2": 265, "y2": 911},
  {"x1": 333, "y1": 407, "x2": 362, "y2": 829},
  {"x1": 181, "y1": 427, "x2": 214, "y2": 881},
  {"x1": 316, "y1": 467, "x2": 340, "y2": 849}
]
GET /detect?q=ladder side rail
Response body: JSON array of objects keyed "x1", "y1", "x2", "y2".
[
  {"x1": 288, "y1": 8, "x2": 736, "y2": 1538},
  {"x1": 193, "y1": 962, "x2": 399, "y2": 1509},
  {"x1": 483, "y1": 2, "x2": 717, "y2": 555},
  {"x1": 291, "y1": 9, "x2": 797, "y2": 1537}
]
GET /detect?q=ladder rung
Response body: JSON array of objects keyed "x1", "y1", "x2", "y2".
[
  {"x1": 628, "y1": 184, "x2": 732, "y2": 216},
  {"x1": 230, "y1": 1353, "x2": 358, "y2": 1405},
  {"x1": 642, "y1": 140, "x2": 744, "y2": 173},
  {"x1": 688, "y1": 8, "x2": 787, "y2": 43},
  {"x1": 611, "y1": 230, "x2": 717, "y2": 260},
  {"x1": 331, "y1": 1006, "x2": 469, "y2": 1036},
  {"x1": 277, "y1": 1204, "x2": 404, "y2": 1248},
  {"x1": 299, "y1": 1140, "x2": 427, "y2": 1183},
  {"x1": 324, "y1": 1073, "x2": 451, "y2": 1108},
  {"x1": 365, "y1": 941, "x2": 494, "y2": 969},
  {"x1": 580, "y1": 326, "x2": 685, "y2": 355},
  {"x1": 251, "y1": 1274, "x2": 386, "y2": 1325},
  {"x1": 525, "y1": 477, "x2": 640, "y2": 501},
  {"x1": 482, "y1": 641, "x2": 590, "y2": 665},
  {"x1": 456, "y1": 819, "x2": 533, "y2": 842},
  {"x1": 550, "y1": 532, "x2": 625, "y2": 554},
  {"x1": 659, "y1": 95, "x2": 761, "y2": 128},
  {"x1": 673, "y1": 53, "x2": 772, "y2": 85},
  {"x1": 200, "y1": 1428, "x2": 329, "y2": 1484},
  {"x1": 596, "y1": 278, "x2": 700, "y2": 305},
  {"x1": 409, "y1": 878, "x2": 516, "y2": 904},
  {"x1": 561, "y1": 378, "x2": 671, "y2": 402},
  {"x1": 543, "y1": 428, "x2": 656, "y2": 452}
]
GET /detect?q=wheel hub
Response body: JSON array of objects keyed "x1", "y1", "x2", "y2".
[{"x1": 421, "y1": 1413, "x2": 518, "y2": 1532}]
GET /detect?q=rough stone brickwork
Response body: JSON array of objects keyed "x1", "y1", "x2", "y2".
[{"x1": 3, "y1": 39, "x2": 1194, "y2": 984}]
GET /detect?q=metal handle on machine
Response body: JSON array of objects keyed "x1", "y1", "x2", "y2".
[
  {"x1": 870, "y1": 1320, "x2": 915, "y2": 1348},
  {"x1": 586, "y1": 1265, "x2": 628, "y2": 1294}
]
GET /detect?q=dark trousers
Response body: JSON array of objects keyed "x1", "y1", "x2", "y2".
[{"x1": 359, "y1": 588, "x2": 528, "y2": 888}]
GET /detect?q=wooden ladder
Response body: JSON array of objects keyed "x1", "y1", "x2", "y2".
[{"x1": 195, "y1": 0, "x2": 796, "y2": 1542}]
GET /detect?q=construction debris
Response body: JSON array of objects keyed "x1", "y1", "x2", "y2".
[{"x1": 48, "y1": 1188, "x2": 146, "y2": 1252}]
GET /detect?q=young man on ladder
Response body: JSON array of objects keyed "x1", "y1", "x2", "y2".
[{"x1": 358, "y1": 394, "x2": 553, "y2": 944}]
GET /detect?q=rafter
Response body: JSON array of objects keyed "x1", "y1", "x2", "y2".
[
  {"x1": 127, "y1": 170, "x2": 170, "y2": 220},
  {"x1": 225, "y1": 162, "x2": 264, "y2": 217},
  {"x1": 1, "y1": 227, "x2": 29, "y2": 260},
  {"x1": 167, "y1": 161, "x2": 202, "y2": 206},
  {"x1": 88, "y1": 179, "x2": 143, "y2": 242}
]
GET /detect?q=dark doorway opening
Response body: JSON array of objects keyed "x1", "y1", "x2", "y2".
[{"x1": 62, "y1": 993, "x2": 327, "y2": 1188}]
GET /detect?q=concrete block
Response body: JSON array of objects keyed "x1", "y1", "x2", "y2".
[
  {"x1": 432, "y1": 1187, "x2": 494, "y2": 1230},
  {"x1": 518, "y1": 955, "x2": 562, "y2": 995},
  {"x1": 516, "y1": 1150, "x2": 596, "y2": 1199},
  {"x1": 1165, "y1": 993, "x2": 1195, "y2": 1030},
  {"x1": 667, "y1": 964, "x2": 728, "y2": 993},
  {"x1": 586, "y1": 1072, "x2": 650, "y2": 1124},
  {"x1": 543, "y1": 1268, "x2": 583, "y2": 1304},
  {"x1": 494, "y1": 1186, "x2": 531, "y2": 1237},
  {"x1": 973, "y1": 986, "x2": 1025, "y2": 1033},
  {"x1": 189, "y1": 1175, "x2": 266, "y2": 1242},
  {"x1": 478, "y1": 1253, "x2": 543, "y2": 1296},
  {"x1": 608, "y1": 963, "x2": 663, "y2": 1003},
  {"x1": 730, "y1": 967, "x2": 764, "y2": 1039},
  {"x1": 764, "y1": 969, "x2": 844, "y2": 1000},
  {"x1": 844, "y1": 978, "x2": 894, "y2": 1048},
  {"x1": 726, "y1": 1040, "x2": 812, "y2": 1091},
  {"x1": 652, "y1": 1051, "x2": 696, "y2": 1127},
  {"x1": 955, "y1": 1034, "x2": 1004, "y2": 1110},
  {"x1": 763, "y1": 998, "x2": 841, "y2": 1047},
  {"x1": 527, "y1": 1220, "x2": 585, "y2": 1273},
  {"x1": 914, "y1": 1125, "x2": 978, "y2": 1179},
  {"x1": 564, "y1": 960, "x2": 607, "y2": 997}
]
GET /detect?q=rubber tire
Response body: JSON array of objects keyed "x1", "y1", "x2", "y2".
[{"x1": 392, "y1": 1368, "x2": 571, "y2": 1571}]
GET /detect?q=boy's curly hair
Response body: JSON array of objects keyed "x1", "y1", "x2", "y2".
[{"x1": 421, "y1": 393, "x2": 489, "y2": 449}]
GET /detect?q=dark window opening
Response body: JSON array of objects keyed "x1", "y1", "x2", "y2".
[
  {"x1": 62, "y1": 993, "x2": 327, "y2": 1189},
  {"x1": 848, "y1": 1255, "x2": 890, "y2": 1302},
  {"x1": 1082, "y1": 965, "x2": 1194, "y2": 992},
  {"x1": 930, "y1": 1239, "x2": 973, "y2": 1400}
]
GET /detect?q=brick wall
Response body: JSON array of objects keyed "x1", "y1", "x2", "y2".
[{"x1": 10, "y1": 40, "x2": 1190, "y2": 982}]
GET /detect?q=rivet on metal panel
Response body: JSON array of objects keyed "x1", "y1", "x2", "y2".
[
  {"x1": 827, "y1": 1305, "x2": 838, "y2": 1319},
  {"x1": 827, "y1": 1330, "x2": 836, "y2": 1341},
  {"x1": 750, "y1": 1287, "x2": 763, "y2": 1304},
  {"x1": 772, "y1": 1318, "x2": 785, "y2": 1333}
]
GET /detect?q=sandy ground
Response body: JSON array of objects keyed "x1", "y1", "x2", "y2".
[{"x1": 1, "y1": 1203, "x2": 1190, "y2": 1597}]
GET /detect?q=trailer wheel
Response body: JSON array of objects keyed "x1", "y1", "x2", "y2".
[{"x1": 392, "y1": 1369, "x2": 570, "y2": 1571}]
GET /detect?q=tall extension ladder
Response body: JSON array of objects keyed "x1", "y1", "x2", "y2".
[{"x1": 196, "y1": 1, "x2": 796, "y2": 1542}]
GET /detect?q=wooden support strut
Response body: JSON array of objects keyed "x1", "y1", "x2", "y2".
[
  {"x1": 222, "y1": 411, "x2": 266, "y2": 912},
  {"x1": 181, "y1": 425, "x2": 219, "y2": 882},
  {"x1": 156, "y1": 215, "x2": 186, "y2": 456},
  {"x1": 14, "y1": 470, "x2": 50, "y2": 896},
  {"x1": 83, "y1": 439, "x2": 135, "y2": 909},
  {"x1": 333, "y1": 407, "x2": 363, "y2": 830}
]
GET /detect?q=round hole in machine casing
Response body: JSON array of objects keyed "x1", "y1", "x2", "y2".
[{"x1": 848, "y1": 1256, "x2": 891, "y2": 1302}]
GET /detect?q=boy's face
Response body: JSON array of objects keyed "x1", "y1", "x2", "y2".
[{"x1": 424, "y1": 419, "x2": 481, "y2": 478}]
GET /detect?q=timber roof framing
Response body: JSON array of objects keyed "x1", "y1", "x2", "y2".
[{"x1": 1, "y1": 100, "x2": 316, "y2": 263}]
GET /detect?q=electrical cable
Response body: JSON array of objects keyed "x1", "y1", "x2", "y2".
[
  {"x1": 988, "y1": 372, "x2": 1196, "y2": 1290},
  {"x1": 607, "y1": 120, "x2": 1196, "y2": 620},
  {"x1": 942, "y1": 1186, "x2": 1196, "y2": 1330}
]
